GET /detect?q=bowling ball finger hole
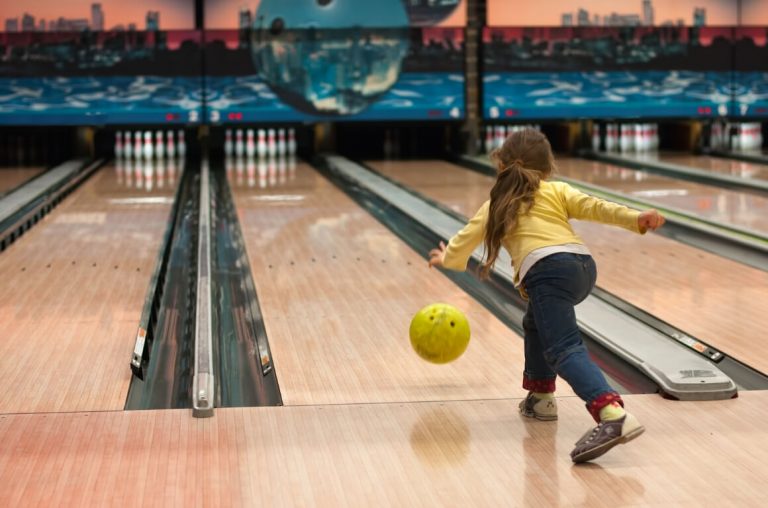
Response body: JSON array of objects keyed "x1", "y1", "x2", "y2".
[
  {"x1": 317, "y1": 0, "x2": 332, "y2": 5},
  {"x1": 450, "y1": 321, "x2": 455, "y2": 327},
  {"x1": 429, "y1": 316, "x2": 434, "y2": 321}
]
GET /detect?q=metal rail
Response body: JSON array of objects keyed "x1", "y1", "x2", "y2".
[
  {"x1": 193, "y1": 160, "x2": 215, "y2": 418},
  {"x1": 0, "y1": 159, "x2": 101, "y2": 250}
]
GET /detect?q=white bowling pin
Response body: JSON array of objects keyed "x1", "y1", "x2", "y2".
[
  {"x1": 166, "y1": 131, "x2": 176, "y2": 159},
  {"x1": 619, "y1": 124, "x2": 633, "y2": 152},
  {"x1": 177, "y1": 130, "x2": 186, "y2": 158},
  {"x1": 267, "y1": 129, "x2": 277, "y2": 157},
  {"x1": 494, "y1": 126, "x2": 505, "y2": 150},
  {"x1": 124, "y1": 131, "x2": 133, "y2": 159},
  {"x1": 751, "y1": 123, "x2": 760, "y2": 150},
  {"x1": 257, "y1": 129, "x2": 267, "y2": 158},
  {"x1": 235, "y1": 129, "x2": 244, "y2": 158},
  {"x1": 246, "y1": 129, "x2": 256, "y2": 158},
  {"x1": 143, "y1": 131, "x2": 153, "y2": 160},
  {"x1": 287, "y1": 128, "x2": 297, "y2": 155},
  {"x1": 742, "y1": 123, "x2": 750, "y2": 151},
  {"x1": 711, "y1": 122, "x2": 721, "y2": 150},
  {"x1": 605, "y1": 124, "x2": 615, "y2": 152},
  {"x1": 277, "y1": 128, "x2": 286, "y2": 156},
  {"x1": 155, "y1": 131, "x2": 164, "y2": 160},
  {"x1": 592, "y1": 124, "x2": 601, "y2": 152},
  {"x1": 740, "y1": 123, "x2": 749, "y2": 152},
  {"x1": 134, "y1": 131, "x2": 142, "y2": 160},
  {"x1": 634, "y1": 124, "x2": 644, "y2": 152},
  {"x1": 115, "y1": 130, "x2": 123, "y2": 158},
  {"x1": 224, "y1": 129, "x2": 233, "y2": 157},
  {"x1": 485, "y1": 126, "x2": 494, "y2": 153}
]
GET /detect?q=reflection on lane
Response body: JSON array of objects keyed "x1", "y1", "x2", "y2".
[
  {"x1": 225, "y1": 155, "x2": 297, "y2": 190},
  {"x1": 629, "y1": 152, "x2": 768, "y2": 181},
  {"x1": 114, "y1": 157, "x2": 181, "y2": 192},
  {"x1": 556, "y1": 157, "x2": 768, "y2": 235}
]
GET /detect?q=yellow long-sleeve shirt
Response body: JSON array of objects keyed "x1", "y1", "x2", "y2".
[{"x1": 442, "y1": 180, "x2": 645, "y2": 285}]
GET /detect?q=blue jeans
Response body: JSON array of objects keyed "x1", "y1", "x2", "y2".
[{"x1": 521, "y1": 253, "x2": 618, "y2": 411}]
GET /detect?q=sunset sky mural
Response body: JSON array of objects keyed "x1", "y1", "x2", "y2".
[
  {"x1": 488, "y1": 0, "x2": 742, "y2": 26},
  {"x1": 204, "y1": 0, "x2": 467, "y2": 29},
  {"x1": 1, "y1": 0, "x2": 195, "y2": 30}
]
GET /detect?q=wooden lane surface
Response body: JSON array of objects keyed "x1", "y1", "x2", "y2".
[
  {"x1": 554, "y1": 157, "x2": 768, "y2": 235},
  {"x1": 1, "y1": 391, "x2": 767, "y2": 506},
  {"x1": 0, "y1": 160, "x2": 179, "y2": 413},
  {"x1": 0, "y1": 167, "x2": 45, "y2": 194},
  {"x1": 650, "y1": 152, "x2": 768, "y2": 182},
  {"x1": 367, "y1": 160, "x2": 768, "y2": 376},
  {"x1": 228, "y1": 159, "x2": 574, "y2": 406}
]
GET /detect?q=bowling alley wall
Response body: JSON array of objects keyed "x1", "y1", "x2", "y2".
[
  {"x1": 0, "y1": 0, "x2": 467, "y2": 125},
  {"x1": 484, "y1": 0, "x2": 768, "y2": 121},
  {"x1": 2, "y1": 0, "x2": 768, "y2": 127}
]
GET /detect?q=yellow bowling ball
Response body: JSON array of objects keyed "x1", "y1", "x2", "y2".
[{"x1": 409, "y1": 303, "x2": 470, "y2": 364}]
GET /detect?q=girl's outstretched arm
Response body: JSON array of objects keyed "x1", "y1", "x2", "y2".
[{"x1": 427, "y1": 200, "x2": 489, "y2": 271}]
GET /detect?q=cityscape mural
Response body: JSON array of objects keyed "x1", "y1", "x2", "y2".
[
  {"x1": 202, "y1": 0, "x2": 467, "y2": 122},
  {"x1": 483, "y1": 0, "x2": 768, "y2": 119},
  {"x1": 0, "y1": 1, "x2": 200, "y2": 125},
  {"x1": 487, "y1": 0, "x2": 742, "y2": 27},
  {"x1": 2, "y1": 1, "x2": 767, "y2": 124}
]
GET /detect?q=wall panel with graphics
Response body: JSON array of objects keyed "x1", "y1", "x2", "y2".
[
  {"x1": 0, "y1": 1, "x2": 202, "y2": 125},
  {"x1": 733, "y1": 1, "x2": 768, "y2": 118},
  {"x1": 483, "y1": 0, "x2": 744, "y2": 120},
  {"x1": 203, "y1": 0, "x2": 467, "y2": 123}
]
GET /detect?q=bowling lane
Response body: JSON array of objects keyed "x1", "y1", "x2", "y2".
[
  {"x1": 368, "y1": 159, "x2": 768, "y2": 376},
  {"x1": 0, "y1": 166, "x2": 45, "y2": 195},
  {"x1": 0, "y1": 158, "x2": 181, "y2": 413},
  {"x1": 2, "y1": 393, "x2": 768, "y2": 506},
  {"x1": 228, "y1": 157, "x2": 576, "y2": 406},
  {"x1": 555, "y1": 157, "x2": 768, "y2": 235},
  {"x1": 627, "y1": 152, "x2": 768, "y2": 182}
]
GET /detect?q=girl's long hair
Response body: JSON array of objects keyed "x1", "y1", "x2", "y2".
[{"x1": 480, "y1": 128, "x2": 556, "y2": 279}]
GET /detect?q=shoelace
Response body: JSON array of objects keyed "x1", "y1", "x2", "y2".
[
  {"x1": 585, "y1": 423, "x2": 603, "y2": 443},
  {"x1": 575, "y1": 423, "x2": 603, "y2": 446}
]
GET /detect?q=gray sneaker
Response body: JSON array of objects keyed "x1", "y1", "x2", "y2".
[
  {"x1": 570, "y1": 412, "x2": 645, "y2": 463},
  {"x1": 518, "y1": 392, "x2": 558, "y2": 421}
]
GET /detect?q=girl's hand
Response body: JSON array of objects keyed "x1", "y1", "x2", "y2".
[
  {"x1": 428, "y1": 241, "x2": 447, "y2": 268},
  {"x1": 638, "y1": 209, "x2": 665, "y2": 232}
]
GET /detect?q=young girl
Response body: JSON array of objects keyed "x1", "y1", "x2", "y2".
[{"x1": 428, "y1": 128, "x2": 664, "y2": 463}]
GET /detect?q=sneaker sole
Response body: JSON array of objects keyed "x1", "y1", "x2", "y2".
[
  {"x1": 521, "y1": 411, "x2": 558, "y2": 421},
  {"x1": 571, "y1": 425, "x2": 645, "y2": 463}
]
